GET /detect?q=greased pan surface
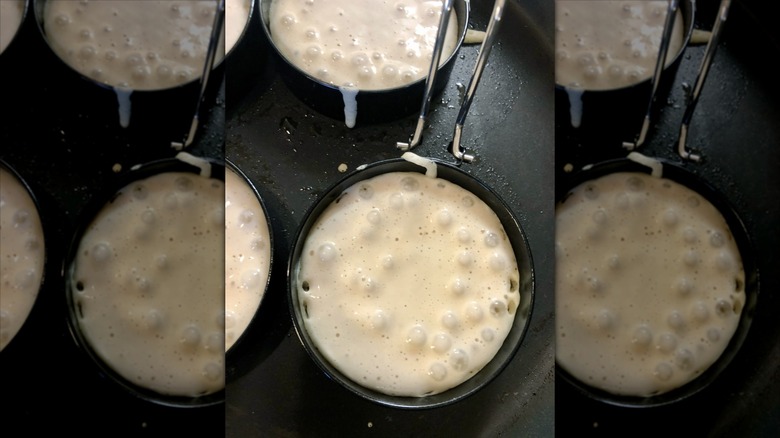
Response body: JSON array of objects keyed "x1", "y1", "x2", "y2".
[{"x1": 226, "y1": 0, "x2": 555, "y2": 435}]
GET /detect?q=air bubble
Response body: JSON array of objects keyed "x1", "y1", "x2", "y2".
[
  {"x1": 55, "y1": 14, "x2": 71, "y2": 26},
  {"x1": 457, "y1": 251, "x2": 473, "y2": 267},
  {"x1": 305, "y1": 29, "x2": 319, "y2": 40},
  {"x1": 428, "y1": 362, "x2": 447, "y2": 381},
  {"x1": 358, "y1": 66, "x2": 374, "y2": 79},
  {"x1": 369, "y1": 310, "x2": 388, "y2": 331},
  {"x1": 203, "y1": 362, "x2": 222, "y2": 382},
  {"x1": 715, "y1": 299, "x2": 731, "y2": 317},
  {"x1": 450, "y1": 349, "x2": 469, "y2": 371},
  {"x1": 683, "y1": 250, "x2": 700, "y2": 267},
  {"x1": 141, "y1": 208, "x2": 156, "y2": 224},
  {"x1": 126, "y1": 53, "x2": 143, "y2": 66},
  {"x1": 180, "y1": 325, "x2": 201, "y2": 348},
  {"x1": 716, "y1": 251, "x2": 734, "y2": 271},
  {"x1": 79, "y1": 45, "x2": 96, "y2": 59},
  {"x1": 484, "y1": 232, "x2": 499, "y2": 248},
  {"x1": 597, "y1": 309, "x2": 615, "y2": 331},
  {"x1": 675, "y1": 278, "x2": 693, "y2": 297},
  {"x1": 692, "y1": 301, "x2": 709, "y2": 322},
  {"x1": 305, "y1": 46, "x2": 322, "y2": 59},
  {"x1": 205, "y1": 332, "x2": 223, "y2": 352},
  {"x1": 457, "y1": 228, "x2": 470, "y2": 243},
  {"x1": 175, "y1": 176, "x2": 193, "y2": 192},
  {"x1": 281, "y1": 14, "x2": 295, "y2": 27},
  {"x1": 654, "y1": 362, "x2": 673, "y2": 381},
  {"x1": 381, "y1": 255, "x2": 394, "y2": 269},
  {"x1": 663, "y1": 209, "x2": 679, "y2": 226},
  {"x1": 400, "y1": 176, "x2": 419, "y2": 192},
  {"x1": 144, "y1": 309, "x2": 163, "y2": 331},
  {"x1": 437, "y1": 209, "x2": 452, "y2": 227},
  {"x1": 317, "y1": 243, "x2": 337, "y2": 263},
  {"x1": 352, "y1": 53, "x2": 368, "y2": 66},
  {"x1": 442, "y1": 312, "x2": 459, "y2": 330},
  {"x1": 92, "y1": 242, "x2": 112, "y2": 263},
  {"x1": 674, "y1": 348, "x2": 694, "y2": 370},
  {"x1": 406, "y1": 325, "x2": 426, "y2": 346},
  {"x1": 707, "y1": 328, "x2": 721, "y2": 342},
  {"x1": 667, "y1": 311, "x2": 685, "y2": 331},
  {"x1": 577, "y1": 53, "x2": 595, "y2": 66},
  {"x1": 592, "y1": 209, "x2": 607, "y2": 224},
  {"x1": 366, "y1": 209, "x2": 381, "y2": 224},
  {"x1": 632, "y1": 325, "x2": 652, "y2": 347},
  {"x1": 626, "y1": 176, "x2": 645, "y2": 191},
  {"x1": 481, "y1": 328, "x2": 495, "y2": 342},
  {"x1": 489, "y1": 253, "x2": 507, "y2": 271},
  {"x1": 157, "y1": 65, "x2": 172, "y2": 78},
  {"x1": 239, "y1": 209, "x2": 254, "y2": 226},
  {"x1": 431, "y1": 333, "x2": 451, "y2": 353},
  {"x1": 710, "y1": 232, "x2": 725, "y2": 248},
  {"x1": 465, "y1": 303, "x2": 483, "y2": 322},
  {"x1": 657, "y1": 333, "x2": 677, "y2": 353},
  {"x1": 583, "y1": 65, "x2": 601, "y2": 78},
  {"x1": 489, "y1": 300, "x2": 506, "y2": 317},
  {"x1": 451, "y1": 278, "x2": 467, "y2": 295},
  {"x1": 382, "y1": 65, "x2": 398, "y2": 78},
  {"x1": 608, "y1": 65, "x2": 623, "y2": 77}
]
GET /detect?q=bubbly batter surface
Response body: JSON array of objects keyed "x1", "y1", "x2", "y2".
[
  {"x1": 297, "y1": 171, "x2": 521, "y2": 396},
  {"x1": 71, "y1": 171, "x2": 225, "y2": 397},
  {"x1": 556, "y1": 172, "x2": 745, "y2": 397},
  {"x1": 0, "y1": 166, "x2": 45, "y2": 351},
  {"x1": 44, "y1": 0, "x2": 223, "y2": 90},
  {"x1": 269, "y1": 0, "x2": 459, "y2": 90},
  {"x1": 224, "y1": 168, "x2": 271, "y2": 351},
  {"x1": 556, "y1": 0, "x2": 685, "y2": 90}
]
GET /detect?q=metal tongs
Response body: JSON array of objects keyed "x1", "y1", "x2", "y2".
[
  {"x1": 171, "y1": 0, "x2": 225, "y2": 150},
  {"x1": 623, "y1": 0, "x2": 733, "y2": 162},
  {"x1": 397, "y1": 0, "x2": 507, "y2": 163}
]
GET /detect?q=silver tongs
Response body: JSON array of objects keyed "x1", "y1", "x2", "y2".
[
  {"x1": 623, "y1": 0, "x2": 680, "y2": 151},
  {"x1": 623, "y1": 0, "x2": 733, "y2": 162},
  {"x1": 172, "y1": 0, "x2": 225, "y2": 150},
  {"x1": 676, "y1": 0, "x2": 732, "y2": 161},
  {"x1": 397, "y1": 0, "x2": 507, "y2": 163}
]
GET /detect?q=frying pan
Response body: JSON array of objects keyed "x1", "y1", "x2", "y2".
[{"x1": 555, "y1": 0, "x2": 780, "y2": 433}]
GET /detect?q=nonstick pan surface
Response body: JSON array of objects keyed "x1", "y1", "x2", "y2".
[
  {"x1": 555, "y1": 0, "x2": 780, "y2": 435},
  {"x1": 225, "y1": 0, "x2": 555, "y2": 435}
]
